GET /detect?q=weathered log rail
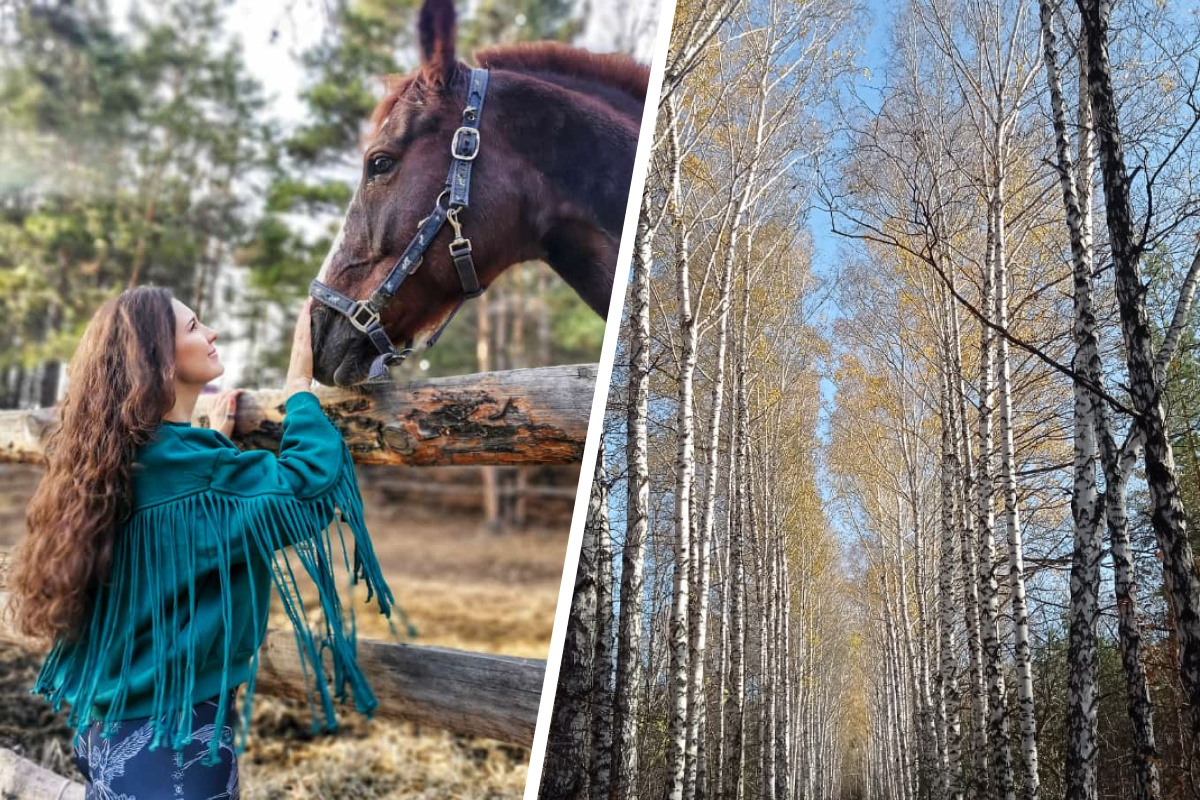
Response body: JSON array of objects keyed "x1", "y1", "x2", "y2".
[
  {"x1": 0, "y1": 364, "x2": 596, "y2": 467},
  {"x1": 369, "y1": 478, "x2": 580, "y2": 498},
  {"x1": 0, "y1": 747, "x2": 83, "y2": 800}
]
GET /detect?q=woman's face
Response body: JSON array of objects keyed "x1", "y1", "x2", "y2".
[{"x1": 171, "y1": 298, "x2": 223, "y2": 386}]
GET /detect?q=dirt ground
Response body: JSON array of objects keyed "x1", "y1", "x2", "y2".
[{"x1": 0, "y1": 463, "x2": 571, "y2": 799}]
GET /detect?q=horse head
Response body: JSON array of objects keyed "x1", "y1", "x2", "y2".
[{"x1": 310, "y1": 0, "x2": 648, "y2": 387}]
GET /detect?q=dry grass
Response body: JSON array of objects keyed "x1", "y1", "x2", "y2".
[
  {"x1": 0, "y1": 464, "x2": 570, "y2": 799},
  {"x1": 240, "y1": 712, "x2": 530, "y2": 800},
  {"x1": 351, "y1": 576, "x2": 558, "y2": 659}
]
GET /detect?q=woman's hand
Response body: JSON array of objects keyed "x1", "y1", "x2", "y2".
[
  {"x1": 286, "y1": 298, "x2": 316, "y2": 401},
  {"x1": 208, "y1": 388, "x2": 247, "y2": 438},
  {"x1": 204, "y1": 300, "x2": 313, "y2": 434}
]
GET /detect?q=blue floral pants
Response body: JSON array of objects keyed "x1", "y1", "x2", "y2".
[{"x1": 72, "y1": 688, "x2": 240, "y2": 799}]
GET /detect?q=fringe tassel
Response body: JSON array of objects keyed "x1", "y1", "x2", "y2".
[{"x1": 31, "y1": 443, "x2": 416, "y2": 767}]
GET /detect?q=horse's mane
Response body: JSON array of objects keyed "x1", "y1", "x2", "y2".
[
  {"x1": 369, "y1": 42, "x2": 649, "y2": 136},
  {"x1": 473, "y1": 42, "x2": 649, "y2": 103}
]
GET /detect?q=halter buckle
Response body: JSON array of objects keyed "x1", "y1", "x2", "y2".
[
  {"x1": 450, "y1": 127, "x2": 480, "y2": 161},
  {"x1": 449, "y1": 237, "x2": 472, "y2": 257},
  {"x1": 348, "y1": 302, "x2": 381, "y2": 333}
]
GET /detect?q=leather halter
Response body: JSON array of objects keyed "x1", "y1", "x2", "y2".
[{"x1": 308, "y1": 67, "x2": 490, "y2": 382}]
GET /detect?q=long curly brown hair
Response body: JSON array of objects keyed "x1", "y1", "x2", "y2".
[{"x1": 5, "y1": 286, "x2": 179, "y2": 645}]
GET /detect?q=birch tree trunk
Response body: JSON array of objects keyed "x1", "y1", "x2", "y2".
[
  {"x1": 667, "y1": 92, "x2": 696, "y2": 800},
  {"x1": 761, "y1": 469, "x2": 777, "y2": 800},
  {"x1": 1101, "y1": 433, "x2": 1163, "y2": 800},
  {"x1": 894, "y1": 501, "x2": 926, "y2": 800},
  {"x1": 593, "y1": 450, "x2": 616, "y2": 800},
  {"x1": 686, "y1": 196, "x2": 736, "y2": 800},
  {"x1": 994, "y1": 192, "x2": 1038, "y2": 800},
  {"x1": 1077, "y1": 0, "x2": 1200, "y2": 742},
  {"x1": 715, "y1": 460, "x2": 735, "y2": 800},
  {"x1": 1080, "y1": 42, "x2": 1163, "y2": 800},
  {"x1": 974, "y1": 188, "x2": 1006, "y2": 800},
  {"x1": 723, "y1": 292, "x2": 750, "y2": 800},
  {"x1": 611, "y1": 193, "x2": 653, "y2": 800},
  {"x1": 1064, "y1": 248, "x2": 1104, "y2": 800},
  {"x1": 1060, "y1": 11, "x2": 1105, "y2": 792},
  {"x1": 541, "y1": 451, "x2": 602, "y2": 799},
  {"x1": 946, "y1": 240, "x2": 985, "y2": 798},
  {"x1": 983, "y1": 185, "x2": 1014, "y2": 800},
  {"x1": 776, "y1": 532, "x2": 791, "y2": 800},
  {"x1": 938, "y1": 287, "x2": 965, "y2": 800}
]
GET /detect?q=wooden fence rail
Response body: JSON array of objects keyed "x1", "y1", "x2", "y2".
[
  {"x1": 0, "y1": 549, "x2": 545, "y2": 746},
  {"x1": 0, "y1": 747, "x2": 83, "y2": 800},
  {"x1": 368, "y1": 480, "x2": 580, "y2": 498},
  {"x1": 0, "y1": 363, "x2": 597, "y2": 467}
]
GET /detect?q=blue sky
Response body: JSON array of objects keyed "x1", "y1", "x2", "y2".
[
  {"x1": 810, "y1": 0, "x2": 894, "y2": 472},
  {"x1": 807, "y1": 0, "x2": 895, "y2": 290}
]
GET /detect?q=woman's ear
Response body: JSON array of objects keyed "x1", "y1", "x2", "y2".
[{"x1": 418, "y1": 0, "x2": 457, "y2": 90}]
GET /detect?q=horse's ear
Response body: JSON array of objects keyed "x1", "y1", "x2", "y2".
[{"x1": 418, "y1": 0, "x2": 457, "y2": 90}]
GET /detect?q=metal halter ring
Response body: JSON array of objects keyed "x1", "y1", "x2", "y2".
[
  {"x1": 417, "y1": 189, "x2": 452, "y2": 228},
  {"x1": 347, "y1": 302, "x2": 381, "y2": 334}
]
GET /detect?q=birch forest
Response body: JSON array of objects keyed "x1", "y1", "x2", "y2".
[{"x1": 538, "y1": 0, "x2": 1200, "y2": 799}]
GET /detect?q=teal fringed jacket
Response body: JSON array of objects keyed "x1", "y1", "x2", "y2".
[{"x1": 31, "y1": 389, "x2": 400, "y2": 767}]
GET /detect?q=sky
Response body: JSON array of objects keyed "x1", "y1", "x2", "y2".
[
  {"x1": 807, "y1": 0, "x2": 895, "y2": 291},
  {"x1": 809, "y1": 0, "x2": 894, "y2": 453},
  {"x1": 590, "y1": 0, "x2": 905, "y2": 595}
]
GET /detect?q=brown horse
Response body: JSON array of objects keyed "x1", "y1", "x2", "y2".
[{"x1": 310, "y1": 0, "x2": 648, "y2": 387}]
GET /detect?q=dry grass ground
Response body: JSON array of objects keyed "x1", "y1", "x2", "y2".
[{"x1": 0, "y1": 463, "x2": 570, "y2": 799}]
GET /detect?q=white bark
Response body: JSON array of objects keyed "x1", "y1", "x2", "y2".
[
  {"x1": 666, "y1": 92, "x2": 696, "y2": 800},
  {"x1": 938, "y1": 286, "x2": 965, "y2": 800},
  {"x1": 611, "y1": 190, "x2": 653, "y2": 800},
  {"x1": 593, "y1": 450, "x2": 616, "y2": 800}
]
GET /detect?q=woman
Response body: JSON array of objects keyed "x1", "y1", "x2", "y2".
[{"x1": 5, "y1": 286, "x2": 399, "y2": 798}]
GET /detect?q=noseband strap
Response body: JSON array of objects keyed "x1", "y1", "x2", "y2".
[{"x1": 308, "y1": 66, "x2": 490, "y2": 382}]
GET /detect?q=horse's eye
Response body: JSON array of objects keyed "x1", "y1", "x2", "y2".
[{"x1": 368, "y1": 154, "x2": 396, "y2": 178}]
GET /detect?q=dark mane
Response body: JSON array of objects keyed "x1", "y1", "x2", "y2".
[
  {"x1": 473, "y1": 42, "x2": 649, "y2": 103},
  {"x1": 369, "y1": 43, "x2": 648, "y2": 137}
]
